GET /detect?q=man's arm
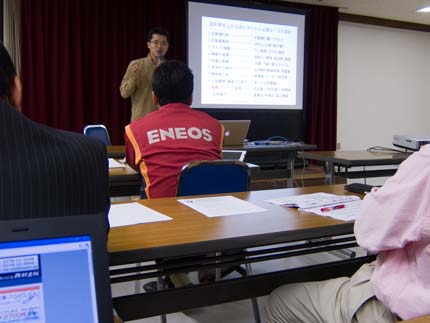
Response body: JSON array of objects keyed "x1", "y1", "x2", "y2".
[
  {"x1": 354, "y1": 146, "x2": 430, "y2": 252},
  {"x1": 119, "y1": 60, "x2": 140, "y2": 98}
]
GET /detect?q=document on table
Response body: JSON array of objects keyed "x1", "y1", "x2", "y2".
[
  {"x1": 266, "y1": 192, "x2": 360, "y2": 209},
  {"x1": 178, "y1": 195, "x2": 268, "y2": 217},
  {"x1": 302, "y1": 199, "x2": 362, "y2": 221},
  {"x1": 109, "y1": 202, "x2": 172, "y2": 227},
  {"x1": 265, "y1": 192, "x2": 362, "y2": 221},
  {"x1": 108, "y1": 158, "x2": 126, "y2": 169}
]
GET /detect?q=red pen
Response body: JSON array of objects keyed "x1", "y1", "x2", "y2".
[{"x1": 320, "y1": 204, "x2": 345, "y2": 212}]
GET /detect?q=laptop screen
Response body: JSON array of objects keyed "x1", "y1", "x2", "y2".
[
  {"x1": 220, "y1": 120, "x2": 251, "y2": 147},
  {"x1": 0, "y1": 214, "x2": 112, "y2": 323},
  {"x1": 221, "y1": 150, "x2": 246, "y2": 161},
  {"x1": 0, "y1": 235, "x2": 99, "y2": 322}
]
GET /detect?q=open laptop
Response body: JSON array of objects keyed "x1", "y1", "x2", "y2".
[
  {"x1": 220, "y1": 120, "x2": 251, "y2": 147},
  {"x1": 0, "y1": 214, "x2": 113, "y2": 323},
  {"x1": 221, "y1": 150, "x2": 247, "y2": 161}
]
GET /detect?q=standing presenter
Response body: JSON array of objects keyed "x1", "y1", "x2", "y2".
[{"x1": 120, "y1": 27, "x2": 169, "y2": 122}]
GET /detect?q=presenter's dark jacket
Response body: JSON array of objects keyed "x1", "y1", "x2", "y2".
[{"x1": 0, "y1": 100, "x2": 110, "y2": 224}]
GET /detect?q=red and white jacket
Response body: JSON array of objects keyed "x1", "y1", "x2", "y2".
[{"x1": 125, "y1": 103, "x2": 223, "y2": 198}]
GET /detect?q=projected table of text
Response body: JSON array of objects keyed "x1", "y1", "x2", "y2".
[{"x1": 201, "y1": 16, "x2": 297, "y2": 105}]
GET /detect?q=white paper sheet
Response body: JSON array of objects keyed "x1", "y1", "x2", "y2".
[
  {"x1": 108, "y1": 158, "x2": 126, "y2": 169},
  {"x1": 178, "y1": 195, "x2": 268, "y2": 217},
  {"x1": 109, "y1": 203, "x2": 172, "y2": 227},
  {"x1": 301, "y1": 200, "x2": 362, "y2": 221}
]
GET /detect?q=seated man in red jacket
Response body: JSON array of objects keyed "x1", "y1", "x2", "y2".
[
  {"x1": 124, "y1": 60, "x2": 223, "y2": 289},
  {"x1": 125, "y1": 60, "x2": 223, "y2": 198}
]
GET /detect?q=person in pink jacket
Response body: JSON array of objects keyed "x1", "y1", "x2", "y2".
[{"x1": 265, "y1": 145, "x2": 430, "y2": 322}]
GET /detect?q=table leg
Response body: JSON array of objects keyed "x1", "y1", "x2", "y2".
[
  {"x1": 288, "y1": 155, "x2": 295, "y2": 188},
  {"x1": 325, "y1": 161, "x2": 334, "y2": 184}
]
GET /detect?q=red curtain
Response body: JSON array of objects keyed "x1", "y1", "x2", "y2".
[
  {"x1": 20, "y1": 0, "x2": 186, "y2": 144},
  {"x1": 304, "y1": 5, "x2": 339, "y2": 150},
  {"x1": 20, "y1": 0, "x2": 337, "y2": 148}
]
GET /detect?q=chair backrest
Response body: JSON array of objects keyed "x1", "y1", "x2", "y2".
[
  {"x1": 177, "y1": 160, "x2": 250, "y2": 197},
  {"x1": 83, "y1": 124, "x2": 111, "y2": 146}
]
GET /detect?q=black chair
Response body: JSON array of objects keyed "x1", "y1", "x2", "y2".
[{"x1": 83, "y1": 124, "x2": 111, "y2": 146}]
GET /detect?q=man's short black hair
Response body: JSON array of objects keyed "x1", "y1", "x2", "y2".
[
  {"x1": 0, "y1": 43, "x2": 17, "y2": 99},
  {"x1": 147, "y1": 27, "x2": 170, "y2": 43},
  {"x1": 152, "y1": 60, "x2": 193, "y2": 107}
]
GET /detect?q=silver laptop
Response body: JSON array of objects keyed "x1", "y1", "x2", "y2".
[
  {"x1": 0, "y1": 214, "x2": 113, "y2": 323},
  {"x1": 220, "y1": 120, "x2": 251, "y2": 147},
  {"x1": 221, "y1": 150, "x2": 247, "y2": 161}
]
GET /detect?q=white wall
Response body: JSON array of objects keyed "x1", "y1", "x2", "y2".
[{"x1": 337, "y1": 21, "x2": 430, "y2": 150}]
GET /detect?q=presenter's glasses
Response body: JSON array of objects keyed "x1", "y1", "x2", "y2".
[{"x1": 149, "y1": 41, "x2": 168, "y2": 47}]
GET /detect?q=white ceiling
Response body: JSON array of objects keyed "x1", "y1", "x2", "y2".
[{"x1": 284, "y1": 0, "x2": 430, "y2": 25}]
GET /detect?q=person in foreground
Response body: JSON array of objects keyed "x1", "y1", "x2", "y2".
[
  {"x1": 0, "y1": 43, "x2": 123, "y2": 323},
  {"x1": 125, "y1": 59, "x2": 223, "y2": 199},
  {"x1": 265, "y1": 145, "x2": 430, "y2": 323},
  {"x1": 0, "y1": 43, "x2": 109, "y2": 221},
  {"x1": 120, "y1": 27, "x2": 170, "y2": 122}
]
